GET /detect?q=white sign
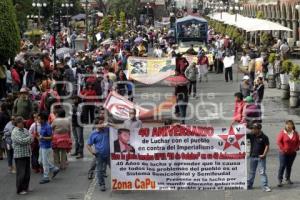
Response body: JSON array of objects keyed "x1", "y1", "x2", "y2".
[{"x1": 110, "y1": 125, "x2": 247, "y2": 190}]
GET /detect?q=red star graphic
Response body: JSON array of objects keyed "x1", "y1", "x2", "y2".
[{"x1": 218, "y1": 126, "x2": 244, "y2": 151}]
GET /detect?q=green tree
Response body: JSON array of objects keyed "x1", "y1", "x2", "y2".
[
  {"x1": 0, "y1": 0, "x2": 20, "y2": 63},
  {"x1": 112, "y1": 12, "x2": 118, "y2": 30},
  {"x1": 101, "y1": 16, "x2": 110, "y2": 37},
  {"x1": 105, "y1": 0, "x2": 139, "y2": 18},
  {"x1": 14, "y1": 0, "x2": 33, "y2": 33},
  {"x1": 120, "y1": 11, "x2": 126, "y2": 33}
]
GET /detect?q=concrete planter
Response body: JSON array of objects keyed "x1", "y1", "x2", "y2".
[
  {"x1": 289, "y1": 81, "x2": 300, "y2": 108},
  {"x1": 281, "y1": 74, "x2": 290, "y2": 99},
  {"x1": 280, "y1": 73, "x2": 289, "y2": 87},
  {"x1": 267, "y1": 74, "x2": 276, "y2": 88}
]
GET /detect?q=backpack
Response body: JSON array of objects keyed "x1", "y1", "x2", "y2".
[{"x1": 45, "y1": 92, "x2": 58, "y2": 111}]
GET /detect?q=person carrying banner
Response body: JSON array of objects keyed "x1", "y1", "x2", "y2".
[
  {"x1": 123, "y1": 108, "x2": 142, "y2": 130},
  {"x1": 247, "y1": 123, "x2": 272, "y2": 192},
  {"x1": 86, "y1": 116, "x2": 110, "y2": 192},
  {"x1": 232, "y1": 92, "x2": 245, "y2": 125}
]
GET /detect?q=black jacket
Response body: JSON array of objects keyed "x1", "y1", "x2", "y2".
[{"x1": 114, "y1": 140, "x2": 135, "y2": 153}]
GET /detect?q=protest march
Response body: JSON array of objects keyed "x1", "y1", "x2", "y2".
[{"x1": 1, "y1": 0, "x2": 300, "y2": 199}]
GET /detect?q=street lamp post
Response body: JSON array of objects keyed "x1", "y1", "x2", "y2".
[
  {"x1": 32, "y1": 0, "x2": 47, "y2": 29},
  {"x1": 219, "y1": 1, "x2": 223, "y2": 19},
  {"x1": 85, "y1": 0, "x2": 89, "y2": 37},
  {"x1": 145, "y1": 2, "x2": 151, "y2": 24},
  {"x1": 61, "y1": 0, "x2": 74, "y2": 27},
  {"x1": 234, "y1": 0, "x2": 239, "y2": 22}
]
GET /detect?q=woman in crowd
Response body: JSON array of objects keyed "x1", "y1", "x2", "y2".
[
  {"x1": 277, "y1": 120, "x2": 300, "y2": 187},
  {"x1": 0, "y1": 103, "x2": 11, "y2": 160},
  {"x1": 3, "y1": 115, "x2": 16, "y2": 173},
  {"x1": 51, "y1": 108, "x2": 72, "y2": 170},
  {"x1": 28, "y1": 113, "x2": 42, "y2": 173}
]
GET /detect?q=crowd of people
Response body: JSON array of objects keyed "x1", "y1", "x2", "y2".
[{"x1": 0, "y1": 13, "x2": 299, "y2": 195}]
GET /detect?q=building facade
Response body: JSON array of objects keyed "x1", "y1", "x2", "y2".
[{"x1": 242, "y1": 0, "x2": 300, "y2": 42}]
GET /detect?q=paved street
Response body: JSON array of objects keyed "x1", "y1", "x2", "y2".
[{"x1": 1, "y1": 67, "x2": 300, "y2": 200}]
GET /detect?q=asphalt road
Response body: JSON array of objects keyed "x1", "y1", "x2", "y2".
[{"x1": 1, "y1": 66, "x2": 300, "y2": 200}]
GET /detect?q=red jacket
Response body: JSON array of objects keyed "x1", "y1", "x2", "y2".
[
  {"x1": 11, "y1": 68, "x2": 20, "y2": 85},
  {"x1": 233, "y1": 100, "x2": 245, "y2": 123},
  {"x1": 277, "y1": 129, "x2": 300, "y2": 154},
  {"x1": 81, "y1": 89, "x2": 97, "y2": 102}
]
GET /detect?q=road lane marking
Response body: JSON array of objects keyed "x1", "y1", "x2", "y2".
[{"x1": 84, "y1": 178, "x2": 97, "y2": 200}]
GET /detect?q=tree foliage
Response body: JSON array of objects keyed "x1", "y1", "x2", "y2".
[
  {"x1": 120, "y1": 11, "x2": 126, "y2": 33},
  {"x1": 14, "y1": 0, "x2": 33, "y2": 33},
  {"x1": 0, "y1": 0, "x2": 20, "y2": 63},
  {"x1": 101, "y1": 16, "x2": 110, "y2": 36}
]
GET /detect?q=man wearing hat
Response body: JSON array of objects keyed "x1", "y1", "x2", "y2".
[
  {"x1": 12, "y1": 88, "x2": 33, "y2": 120},
  {"x1": 240, "y1": 75, "x2": 252, "y2": 98}
]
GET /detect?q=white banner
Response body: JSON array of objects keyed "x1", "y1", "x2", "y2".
[{"x1": 110, "y1": 125, "x2": 247, "y2": 190}]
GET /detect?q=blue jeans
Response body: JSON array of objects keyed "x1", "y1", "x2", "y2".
[
  {"x1": 278, "y1": 152, "x2": 297, "y2": 181},
  {"x1": 248, "y1": 157, "x2": 269, "y2": 188},
  {"x1": 39, "y1": 148, "x2": 59, "y2": 179},
  {"x1": 95, "y1": 154, "x2": 109, "y2": 186},
  {"x1": 178, "y1": 101, "x2": 188, "y2": 124}
]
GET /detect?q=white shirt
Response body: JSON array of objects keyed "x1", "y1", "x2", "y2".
[
  {"x1": 241, "y1": 55, "x2": 250, "y2": 67},
  {"x1": 154, "y1": 48, "x2": 163, "y2": 58},
  {"x1": 29, "y1": 122, "x2": 41, "y2": 135},
  {"x1": 123, "y1": 119, "x2": 142, "y2": 130}
]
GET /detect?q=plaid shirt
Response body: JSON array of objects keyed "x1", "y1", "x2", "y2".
[{"x1": 11, "y1": 127, "x2": 32, "y2": 158}]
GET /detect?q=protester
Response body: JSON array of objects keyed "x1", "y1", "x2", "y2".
[
  {"x1": 12, "y1": 88, "x2": 33, "y2": 120},
  {"x1": 86, "y1": 116, "x2": 110, "y2": 192},
  {"x1": 240, "y1": 52, "x2": 250, "y2": 70},
  {"x1": 242, "y1": 96, "x2": 262, "y2": 125},
  {"x1": 253, "y1": 77, "x2": 265, "y2": 103},
  {"x1": 247, "y1": 123, "x2": 272, "y2": 192},
  {"x1": 175, "y1": 73, "x2": 189, "y2": 124},
  {"x1": 28, "y1": 113, "x2": 41, "y2": 173},
  {"x1": 223, "y1": 52, "x2": 234, "y2": 82},
  {"x1": 277, "y1": 120, "x2": 300, "y2": 187},
  {"x1": 240, "y1": 75, "x2": 252, "y2": 98},
  {"x1": 197, "y1": 52, "x2": 209, "y2": 82},
  {"x1": 279, "y1": 39, "x2": 290, "y2": 60},
  {"x1": 37, "y1": 112, "x2": 60, "y2": 184},
  {"x1": 123, "y1": 108, "x2": 142, "y2": 130},
  {"x1": 232, "y1": 92, "x2": 245, "y2": 124},
  {"x1": 0, "y1": 103, "x2": 10, "y2": 160},
  {"x1": 11, "y1": 117, "x2": 32, "y2": 195},
  {"x1": 51, "y1": 108, "x2": 72, "y2": 170},
  {"x1": 71, "y1": 96, "x2": 84, "y2": 159},
  {"x1": 248, "y1": 55, "x2": 256, "y2": 85},
  {"x1": 3, "y1": 115, "x2": 16, "y2": 173},
  {"x1": 185, "y1": 62, "x2": 198, "y2": 98},
  {"x1": 81, "y1": 83, "x2": 97, "y2": 124}
]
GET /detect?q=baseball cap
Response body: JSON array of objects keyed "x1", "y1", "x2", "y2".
[
  {"x1": 244, "y1": 96, "x2": 254, "y2": 103},
  {"x1": 243, "y1": 75, "x2": 250, "y2": 80}
]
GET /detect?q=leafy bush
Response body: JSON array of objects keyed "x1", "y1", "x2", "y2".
[
  {"x1": 0, "y1": 0, "x2": 20, "y2": 63},
  {"x1": 268, "y1": 53, "x2": 276, "y2": 65},
  {"x1": 291, "y1": 64, "x2": 300, "y2": 80},
  {"x1": 282, "y1": 60, "x2": 293, "y2": 74}
]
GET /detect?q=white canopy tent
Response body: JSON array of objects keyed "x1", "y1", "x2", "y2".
[{"x1": 208, "y1": 12, "x2": 292, "y2": 32}]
